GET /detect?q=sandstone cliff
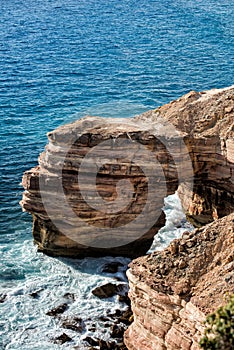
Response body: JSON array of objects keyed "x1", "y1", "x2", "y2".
[
  {"x1": 136, "y1": 86, "x2": 234, "y2": 225},
  {"x1": 124, "y1": 213, "x2": 234, "y2": 350},
  {"x1": 21, "y1": 117, "x2": 189, "y2": 257},
  {"x1": 124, "y1": 85, "x2": 234, "y2": 350},
  {"x1": 20, "y1": 86, "x2": 234, "y2": 348},
  {"x1": 21, "y1": 85, "x2": 234, "y2": 258}
]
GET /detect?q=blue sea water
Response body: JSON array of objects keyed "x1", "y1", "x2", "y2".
[{"x1": 0, "y1": 0, "x2": 233, "y2": 348}]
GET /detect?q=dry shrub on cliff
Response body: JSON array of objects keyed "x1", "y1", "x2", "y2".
[{"x1": 200, "y1": 294, "x2": 234, "y2": 350}]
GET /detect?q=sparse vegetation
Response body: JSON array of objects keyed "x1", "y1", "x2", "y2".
[{"x1": 199, "y1": 294, "x2": 234, "y2": 350}]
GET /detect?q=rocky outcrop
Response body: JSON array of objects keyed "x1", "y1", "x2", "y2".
[
  {"x1": 124, "y1": 86, "x2": 234, "y2": 349},
  {"x1": 136, "y1": 86, "x2": 234, "y2": 225},
  {"x1": 20, "y1": 86, "x2": 234, "y2": 347},
  {"x1": 21, "y1": 117, "x2": 190, "y2": 258},
  {"x1": 21, "y1": 85, "x2": 234, "y2": 258},
  {"x1": 124, "y1": 212, "x2": 234, "y2": 350}
]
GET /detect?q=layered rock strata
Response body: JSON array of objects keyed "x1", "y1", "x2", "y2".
[
  {"x1": 124, "y1": 86, "x2": 234, "y2": 349},
  {"x1": 21, "y1": 85, "x2": 234, "y2": 257},
  {"x1": 124, "y1": 213, "x2": 234, "y2": 350},
  {"x1": 21, "y1": 117, "x2": 190, "y2": 257},
  {"x1": 21, "y1": 86, "x2": 234, "y2": 347},
  {"x1": 136, "y1": 86, "x2": 234, "y2": 225}
]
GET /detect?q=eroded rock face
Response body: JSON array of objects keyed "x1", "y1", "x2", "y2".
[
  {"x1": 124, "y1": 213, "x2": 234, "y2": 350},
  {"x1": 136, "y1": 86, "x2": 234, "y2": 225},
  {"x1": 21, "y1": 117, "x2": 189, "y2": 257},
  {"x1": 20, "y1": 86, "x2": 234, "y2": 348},
  {"x1": 123, "y1": 86, "x2": 234, "y2": 349},
  {"x1": 21, "y1": 85, "x2": 234, "y2": 257}
]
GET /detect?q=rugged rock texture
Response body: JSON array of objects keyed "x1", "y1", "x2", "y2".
[
  {"x1": 21, "y1": 85, "x2": 234, "y2": 257},
  {"x1": 21, "y1": 117, "x2": 189, "y2": 257},
  {"x1": 136, "y1": 86, "x2": 234, "y2": 225},
  {"x1": 124, "y1": 213, "x2": 234, "y2": 350},
  {"x1": 20, "y1": 86, "x2": 234, "y2": 347},
  {"x1": 124, "y1": 86, "x2": 234, "y2": 349}
]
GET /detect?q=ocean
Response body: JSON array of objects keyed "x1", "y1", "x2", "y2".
[{"x1": 0, "y1": 0, "x2": 233, "y2": 348}]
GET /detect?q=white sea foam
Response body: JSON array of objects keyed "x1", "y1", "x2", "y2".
[
  {"x1": 0, "y1": 193, "x2": 193, "y2": 349},
  {"x1": 149, "y1": 192, "x2": 193, "y2": 253}
]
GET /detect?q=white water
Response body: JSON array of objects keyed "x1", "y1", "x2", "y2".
[
  {"x1": 149, "y1": 193, "x2": 193, "y2": 253},
  {"x1": 0, "y1": 193, "x2": 193, "y2": 349}
]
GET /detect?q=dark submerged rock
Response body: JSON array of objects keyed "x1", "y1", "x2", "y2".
[
  {"x1": 0, "y1": 294, "x2": 7, "y2": 303},
  {"x1": 84, "y1": 336, "x2": 99, "y2": 346},
  {"x1": 92, "y1": 283, "x2": 127, "y2": 299},
  {"x1": 29, "y1": 289, "x2": 42, "y2": 299},
  {"x1": 101, "y1": 262, "x2": 124, "y2": 274},
  {"x1": 110, "y1": 324, "x2": 125, "y2": 338},
  {"x1": 46, "y1": 303, "x2": 68, "y2": 316},
  {"x1": 61, "y1": 316, "x2": 85, "y2": 332},
  {"x1": 63, "y1": 292, "x2": 76, "y2": 301},
  {"x1": 53, "y1": 332, "x2": 72, "y2": 344}
]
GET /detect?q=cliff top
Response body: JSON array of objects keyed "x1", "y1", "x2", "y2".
[
  {"x1": 135, "y1": 85, "x2": 234, "y2": 139},
  {"x1": 129, "y1": 212, "x2": 234, "y2": 314},
  {"x1": 47, "y1": 85, "x2": 234, "y2": 146}
]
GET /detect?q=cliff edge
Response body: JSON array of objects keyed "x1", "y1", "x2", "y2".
[
  {"x1": 21, "y1": 86, "x2": 234, "y2": 258},
  {"x1": 20, "y1": 86, "x2": 234, "y2": 348},
  {"x1": 136, "y1": 85, "x2": 234, "y2": 225},
  {"x1": 125, "y1": 85, "x2": 234, "y2": 349},
  {"x1": 124, "y1": 213, "x2": 234, "y2": 350}
]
